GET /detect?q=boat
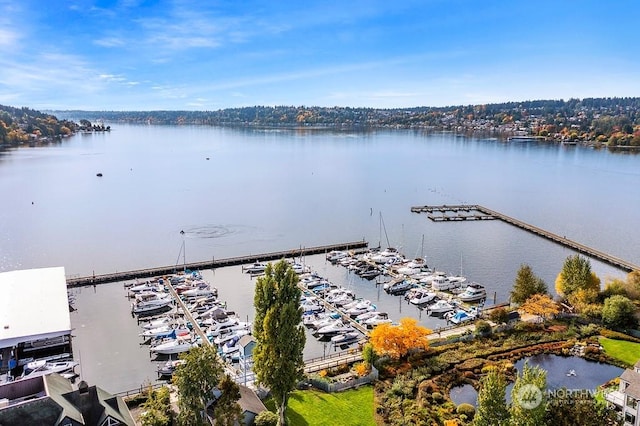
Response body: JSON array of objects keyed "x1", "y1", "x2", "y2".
[
  {"x1": 326, "y1": 250, "x2": 348, "y2": 263},
  {"x1": 345, "y1": 300, "x2": 375, "y2": 316},
  {"x1": 213, "y1": 328, "x2": 250, "y2": 346},
  {"x1": 157, "y1": 359, "x2": 185, "y2": 378},
  {"x1": 181, "y1": 286, "x2": 217, "y2": 298},
  {"x1": 204, "y1": 317, "x2": 240, "y2": 336},
  {"x1": 131, "y1": 294, "x2": 174, "y2": 315},
  {"x1": 355, "y1": 310, "x2": 380, "y2": 323},
  {"x1": 151, "y1": 337, "x2": 199, "y2": 355},
  {"x1": 364, "y1": 312, "x2": 392, "y2": 327},
  {"x1": 140, "y1": 325, "x2": 176, "y2": 338},
  {"x1": 141, "y1": 316, "x2": 174, "y2": 330},
  {"x1": 431, "y1": 275, "x2": 465, "y2": 291},
  {"x1": 384, "y1": 279, "x2": 414, "y2": 295},
  {"x1": 457, "y1": 283, "x2": 487, "y2": 302},
  {"x1": 370, "y1": 247, "x2": 403, "y2": 265},
  {"x1": 331, "y1": 331, "x2": 361, "y2": 345},
  {"x1": 316, "y1": 320, "x2": 353, "y2": 336},
  {"x1": 445, "y1": 309, "x2": 476, "y2": 324},
  {"x1": 409, "y1": 289, "x2": 437, "y2": 306},
  {"x1": 243, "y1": 261, "x2": 267, "y2": 274},
  {"x1": 427, "y1": 299, "x2": 456, "y2": 313},
  {"x1": 22, "y1": 359, "x2": 79, "y2": 380}
]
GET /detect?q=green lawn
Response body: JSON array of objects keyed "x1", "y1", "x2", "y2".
[
  {"x1": 264, "y1": 386, "x2": 375, "y2": 426},
  {"x1": 599, "y1": 337, "x2": 640, "y2": 366}
]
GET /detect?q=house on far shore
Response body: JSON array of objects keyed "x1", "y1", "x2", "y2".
[
  {"x1": 0, "y1": 373, "x2": 135, "y2": 425},
  {"x1": 606, "y1": 360, "x2": 640, "y2": 426}
]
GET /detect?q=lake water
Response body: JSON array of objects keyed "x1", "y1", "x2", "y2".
[
  {"x1": 2, "y1": 125, "x2": 639, "y2": 392},
  {"x1": 449, "y1": 354, "x2": 624, "y2": 406}
]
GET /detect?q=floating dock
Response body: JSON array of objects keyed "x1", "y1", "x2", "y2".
[
  {"x1": 67, "y1": 240, "x2": 368, "y2": 287},
  {"x1": 411, "y1": 204, "x2": 640, "y2": 273}
]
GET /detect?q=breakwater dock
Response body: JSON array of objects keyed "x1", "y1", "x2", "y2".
[
  {"x1": 411, "y1": 204, "x2": 640, "y2": 273},
  {"x1": 67, "y1": 241, "x2": 368, "y2": 287}
]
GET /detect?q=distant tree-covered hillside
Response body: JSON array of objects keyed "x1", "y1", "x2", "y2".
[
  {"x1": 55, "y1": 97, "x2": 640, "y2": 146},
  {"x1": 0, "y1": 105, "x2": 80, "y2": 146}
]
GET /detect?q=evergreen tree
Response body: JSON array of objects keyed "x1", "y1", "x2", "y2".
[
  {"x1": 473, "y1": 368, "x2": 509, "y2": 426},
  {"x1": 510, "y1": 361, "x2": 547, "y2": 426},
  {"x1": 555, "y1": 255, "x2": 600, "y2": 298},
  {"x1": 253, "y1": 260, "x2": 305, "y2": 425},
  {"x1": 211, "y1": 375, "x2": 244, "y2": 426},
  {"x1": 173, "y1": 345, "x2": 224, "y2": 426},
  {"x1": 511, "y1": 264, "x2": 547, "y2": 304}
]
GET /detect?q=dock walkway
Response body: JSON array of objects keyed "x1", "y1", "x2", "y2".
[
  {"x1": 67, "y1": 241, "x2": 368, "y2": 287},
  {"x1": 412, "y1": 204, "x2": 640, "y2": 272}
]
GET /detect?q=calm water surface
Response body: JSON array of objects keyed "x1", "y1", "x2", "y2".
[{"x1": 2, "y1": 125, "x2": 639, "y2": 392}]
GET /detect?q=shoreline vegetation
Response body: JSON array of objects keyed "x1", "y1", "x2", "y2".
[
  {"x1": 52, "y1": 96, "x2": 640, "y2": 149},
  {"x1": 2, "y1": 96, "x2": 640, "y2": 149}
]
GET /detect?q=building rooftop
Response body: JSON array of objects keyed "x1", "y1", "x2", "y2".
[{"x1": 0, "y1": 267, "x2": 71, "y2": 348}]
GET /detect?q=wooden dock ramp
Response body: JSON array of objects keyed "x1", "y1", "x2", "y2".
[{"x1": 412, "y1": 204, "x2": 640, "y2": 273}]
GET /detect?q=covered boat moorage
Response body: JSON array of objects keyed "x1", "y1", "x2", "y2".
[{"x1": 0, "y1": 267, "x2": 73, "y2": 379}]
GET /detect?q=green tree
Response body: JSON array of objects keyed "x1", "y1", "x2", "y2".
[
  {"x1": 511, "y1": 264, "x2": 548, "y2": 304},
  {"x1": 544, "y1": 389, "x2": 622, "y2": 426},
  {"x1": 255, "y1": 411, "x2": 279, "y2": 426},
  {"x1": 211, "y1": 375, "x2": 244, "y2": 426},
  {"x1": 510, "y1": 361, "x2": 547, "y2": 426},
  {"x1": 601, "y1": 295, "x2": 638, "y2": 329},
  {"x1": 473, "y1": 368, "x2": 509, "y2": 426},
  {"x1": 139, "y1": 386, "x2": 172, "y2": 426},
  {"x1": 555, "y1": 255, "x2": 600, "y2": 299},
  {"x1": 173, "y1": 345, "x2": 224, "y2": 426},
  {"x1": 253, "y1": 260, "x2": 306, "y2": 426}
]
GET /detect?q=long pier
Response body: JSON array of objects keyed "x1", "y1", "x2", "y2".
[
  {"x1": 66, "y1": 240, "x2": 368, "y2": 287},
  {"x1": 411, "y1": 204, "x2": 640, "y2": 273}
]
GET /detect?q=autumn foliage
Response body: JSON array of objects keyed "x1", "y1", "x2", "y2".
[
  {"x1": 369, "y1": 317, "x2": 432, "y2": 359},
  {"x1": 520, "y1": 294, "x2": 559, "y2": 321}
]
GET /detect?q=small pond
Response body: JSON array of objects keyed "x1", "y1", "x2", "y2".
[{"x1": 449, "y1": 354, "x2": 624, "y2": 406}]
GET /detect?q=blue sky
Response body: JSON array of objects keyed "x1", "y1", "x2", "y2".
[{"x1": 1, "y1": 0, "x2": 638, "y2": 111}]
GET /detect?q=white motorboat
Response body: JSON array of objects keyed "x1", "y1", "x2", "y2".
[
  {"x1": 355, "y1": 310, "x2": 380, "y2": 323},
  {"x1": 157, "y1": 359, "x2": 185, "y2": 378},
  {"x1": 427, "y1": 299, "x2": 456, "y2": 313},
  {"x1": 457, "y1": 283, "x2": 487, "y2": 302},
  {"x1": 131, "y1": 294, "x2": 173, "y2": 315},
  {"x1": 326, "y1": 250, "x2": 348, "y2": 262},
  {"x1": 151, "y1": 337, "x2": 199, "y2": 355},
  {"x1": 316, "y1": 320, "x2": 353, "y2": 336},
  {"x1": 243, "y1": 261, "x2": 267, "y2": 274},
  {"x1": 331, "y1": 331, "x2": 361, "y2": 345},
  {"x1": 409, "y1": 289, "x2": 437, "y2": 306},
  {"x1": 22, "y1": 360, "x2": 79, "y2": 379},
  {"x1": 213, "y1": 328, "x2": 250, "y2": 346},
  {"x1": 205, "y1": 317, "x2": 240, "y2": 336},
  {"x1": 364, "y1": 312, "x2": 392, "y2": 327},
  {"x1": 345, "y1": 300, "x2": 376, "y2": 317},
  {"x1": 181, "y1": 287, "x2": 217, "y2": 298},
  {"x1": 370, "y1": 247, "x2": 402, "y2": 264},
  {"x1": 141, "y1": 316, "x2": 173, "y2": 330},
  {"x1": 140, "y1": 325, "x2": 174, "y2": 338},
  {"x1": 430, "y1": 275, "x2": 465, "y2": 291}
]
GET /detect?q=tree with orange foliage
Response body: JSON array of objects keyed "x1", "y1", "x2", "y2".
[
  {"x1": 520, "y1": 294, "x2": 559, "y2": 322},
  {"x1": 369, "y1": 317, "x2": 431, "y2": 359}
]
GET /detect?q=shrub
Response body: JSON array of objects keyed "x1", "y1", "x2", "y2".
[
  {"x1": 600, "y1": 328, "x2": 640, "y2": 343},
  {"x1": 475, "y1": 320, "x2": 492, "y2": 335},
  {"x1": 488, "y1": 307, "x2": 509, "y2": 324},
  {"x1": 432, "y1": 392, "x2": 443, "y2": 403},
  {"x1": 354, "y1": 362, "x2": 370, "y2": 377},
  {"x1": 255, "y1": 410, "x2": 278, "y2": 426}
]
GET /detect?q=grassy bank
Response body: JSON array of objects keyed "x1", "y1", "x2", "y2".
[
  {"x1": 599, "y1": 337, "x2": 640, "y2": 366},
  {"x1": 265, "y1": 386, "x2": 375, "y2": 426}
]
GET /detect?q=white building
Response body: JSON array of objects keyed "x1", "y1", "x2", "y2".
[
  {"x1": 607, "y1": 360, "x2": 640, "y2": 426},
  {"x1": 0, "y1": 267, "x2": 72, "y2": 380}
]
